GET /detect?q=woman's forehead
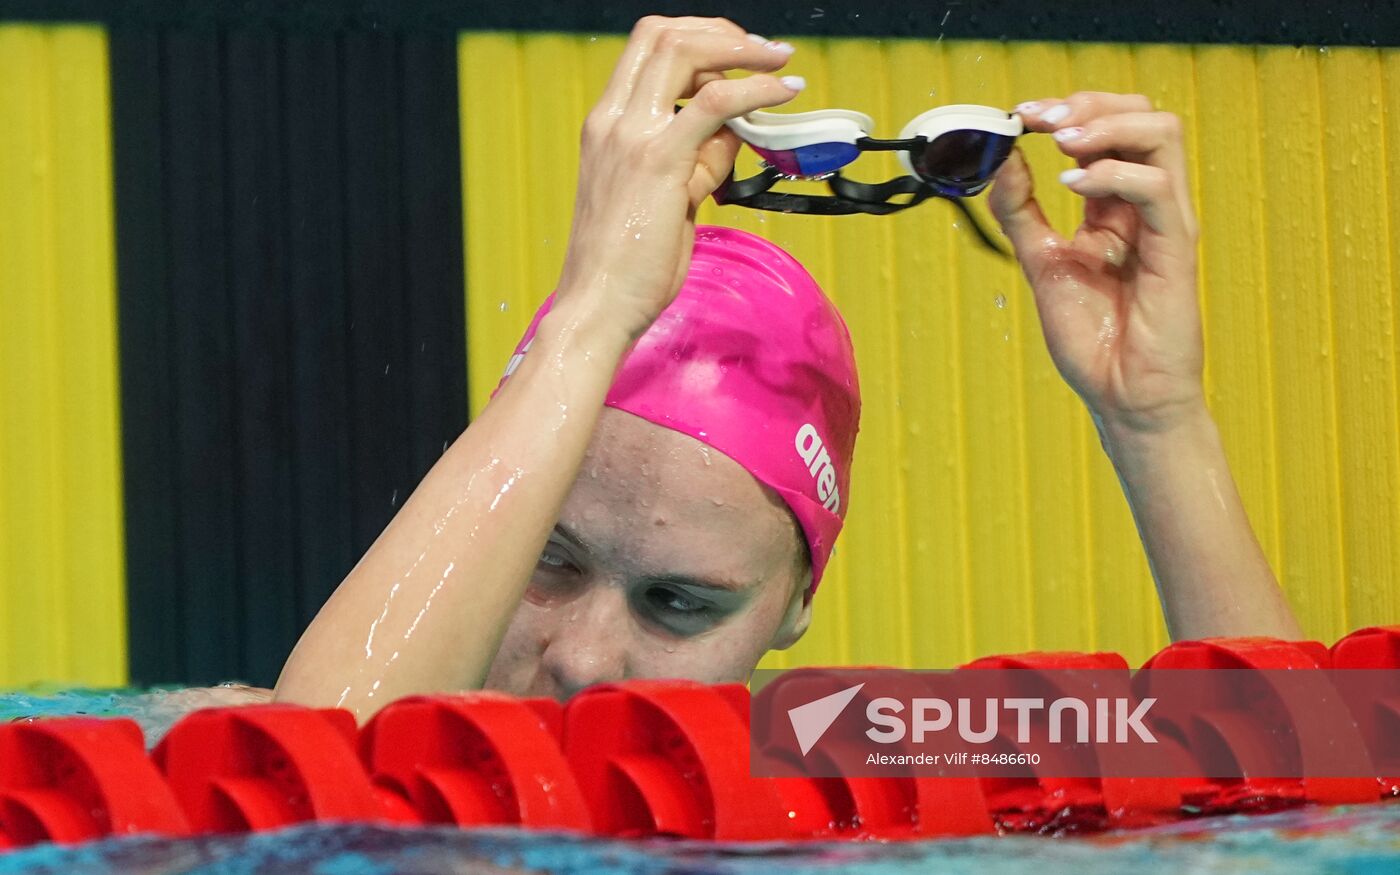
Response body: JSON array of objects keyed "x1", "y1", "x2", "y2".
[
  {"x1": 562, "y1": 408, "x2": 799, "y2": 575},
  {"x1": 582, "y1": 408, "x2": 766, "y2": 498}
]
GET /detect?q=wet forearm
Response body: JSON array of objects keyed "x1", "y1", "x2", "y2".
[
  {"x1": 274, "y1": 294, "x2": 631, "y2": 717},
  {"x1": 1098, "y1": 404, "x2": 1302, "y2": 642}
]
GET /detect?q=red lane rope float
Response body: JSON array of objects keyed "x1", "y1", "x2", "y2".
[
  {"x1": 152, "y1": 706, "x2": 395, "y2": 833},
  {"x1": 1330, "y1": 627, "x2": 1400, "y2": 797},
  {"x1": 753, "y1": 666, "x2": 995, "y2": 837},
  {"x1": 0, "y1": 627, "x2": 1396, "y2": 850},
  {"x1": 959, "y1": 651, "x2": 1178, "y2": 833},
  {"x1": 1140, "y1": 638, "x2": 1378, "y2": 812},
  {"x1": 564, "y1": 680, "x2": 798, "y2": 840},
  {"x1": 0, "y1": 719, "x2": 188, "y2": 847},
  {"x1": 360, "y1": 694, "x2": 589, "y2": 831}
]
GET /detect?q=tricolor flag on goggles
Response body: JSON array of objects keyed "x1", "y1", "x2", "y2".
[{"x1": 718, "y1": 104, "x2": 1024, "y2": 254}]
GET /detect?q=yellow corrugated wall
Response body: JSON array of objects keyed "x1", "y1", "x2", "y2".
[
  {"x1": 0, "y1": 25, "x2": 127, "y2": 686},
  {"x1": 461, "y1": 34, "x2": 1400, "y2": 670}
]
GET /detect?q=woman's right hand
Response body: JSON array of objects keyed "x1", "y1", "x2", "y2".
[
  {"x1": 555, "y1": 16, "x2": 802, "y2": 343},
  {"x1": 275, "y1": 20, "x2": 800, "y2": 718}
]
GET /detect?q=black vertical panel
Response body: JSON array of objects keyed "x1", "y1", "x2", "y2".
[
  {"x1": 340, "y1": 33, "x2": 411, "y2": 553},
  {"x1": 114, "y1": 26, "x2": 468, "y2": 687},
  {"x1": 281, "y1": 35, "x2": 356, "y2": 641},
  {"x1": 224, "y1": 31, "x2": 298, "y2": 685},
  {"x1": 401, "y1": 37, "x2": 468, "y2": 477},
  {"x1": 162, "y1": 30, "x2": 244, "y2": 682},
  {"x1": 111, "y1": 29, "x2": 183, "y2": 679}
]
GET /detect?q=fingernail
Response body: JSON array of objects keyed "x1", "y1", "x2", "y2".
[
  {"x1": 767, "y1": 40, "x2": 796, "y2": 54},
  {"x1": 747, "y1": 33, "x2": 768, "y2": 44},
  {"x1": 1052, "y1": 126, "x2": 1084, "y2": 142},
  {"x1": 1014, "y1": 101, "x2": 1042, "y2": 115},
  {"x1": 1059, "y1": 168, "x2": 1088, "y2": 185},
  {"x1": 1041, "y1": 104, "x2": 1072, "y2": 125},
  {"x1": 780, "y1": 75, "x2": 806, "y2": 91}
]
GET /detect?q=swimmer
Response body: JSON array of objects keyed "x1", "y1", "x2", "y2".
[{"x1": 272, "y1": 16, "x2": 1300, "y2": 719}]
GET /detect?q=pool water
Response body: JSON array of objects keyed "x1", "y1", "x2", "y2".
[
  {"x1": 3, "y1": 689, "x2": 1398, "y2": 874},
  {"x1": 0, "y1": 807, "x2": 1396, "y2": 874},
  {"x1": 1, "y1": 686, "x2": 266, "y2": 742}
]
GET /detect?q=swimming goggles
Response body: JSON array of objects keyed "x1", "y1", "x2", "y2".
[{"x1": 716, "y1": 104, "x2": 1023, "y2": 254}]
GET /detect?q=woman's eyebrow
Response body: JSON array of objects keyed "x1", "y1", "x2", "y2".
[
  {"x1": 552, "y1": 522, "x2": 596, "y2": 554},
  {"x1": 554, "y1": 522, "x2": 751, "y2": 594},
  {"x1": 643, "y1": 572, "x2": 751, "y2": 596}
]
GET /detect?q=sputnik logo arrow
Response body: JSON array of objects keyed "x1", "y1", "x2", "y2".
[{"x1": 787, "y1": 683, "x2": 865, "y2": 755}]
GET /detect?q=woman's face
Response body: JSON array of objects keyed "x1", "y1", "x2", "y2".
[{"x1": 483, "y1": 407, "x2": 813, "y2": 699}]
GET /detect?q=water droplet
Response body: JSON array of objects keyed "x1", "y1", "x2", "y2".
[
  {"x1": 499, "y1": 301, "x2": 509, "y2": 312},
  {"x1": 993, "y1": 293, "x2": 1006, "y2": 309}
]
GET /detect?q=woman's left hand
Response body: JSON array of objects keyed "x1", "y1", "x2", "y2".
[
  {"x1": 992, "y1": 93, "x2": 1302, "y2": 642},
  {"x1": 990, "y1": 92, "x2": 1204, "y2": 436}
]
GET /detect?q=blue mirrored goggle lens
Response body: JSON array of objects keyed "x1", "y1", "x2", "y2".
[
  {"x1": 753, "y1": 142, "x2": 861, "y2": 178},
  {"x1": 913, "y1": 129, "x2": 1017, "y2": 196}
]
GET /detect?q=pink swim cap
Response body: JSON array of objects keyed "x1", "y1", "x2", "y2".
[{"x1": 497, "y1": 226, "x2": 860, "y2": 594}]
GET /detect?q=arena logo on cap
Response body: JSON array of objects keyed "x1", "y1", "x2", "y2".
[{"x1": 795, "y1": 423, "x2": 841, "y2": 512}]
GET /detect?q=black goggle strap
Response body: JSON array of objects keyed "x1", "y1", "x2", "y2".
[
  {"x1": 716, "y1": 168, "x2": 1011, "y2": 257},
  {"x1": 716, "y1": 166, "x2": 928, "y2": 215},
  {"x1": 920, "y1": 193, "x2": 1009, "y2": 258}
]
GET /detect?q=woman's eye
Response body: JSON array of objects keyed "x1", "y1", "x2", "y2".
[
  {"x1": 648, "y1": 587, "x2": 705, "y2": 615},
  {"x1": 634, "y1": 585, "x2": 728, "y2": 637},
  {"x1": 537, "y1": 546, "x2": 577, "y2": 572}
]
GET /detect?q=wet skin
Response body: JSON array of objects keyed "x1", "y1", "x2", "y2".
[
  {"x1": 197, "y1": 407, "x2": 810, "y2": 709},
  {"x1": 273, "y1": 13, "x2": 1301, "y2": 717},
  {"x1": 483, "y1": 406, "x2": 812, "y2": 700}
]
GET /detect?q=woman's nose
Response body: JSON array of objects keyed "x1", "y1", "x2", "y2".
[{"x1": 539, "y1": 585, "x2": 631, "y2": 698}]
